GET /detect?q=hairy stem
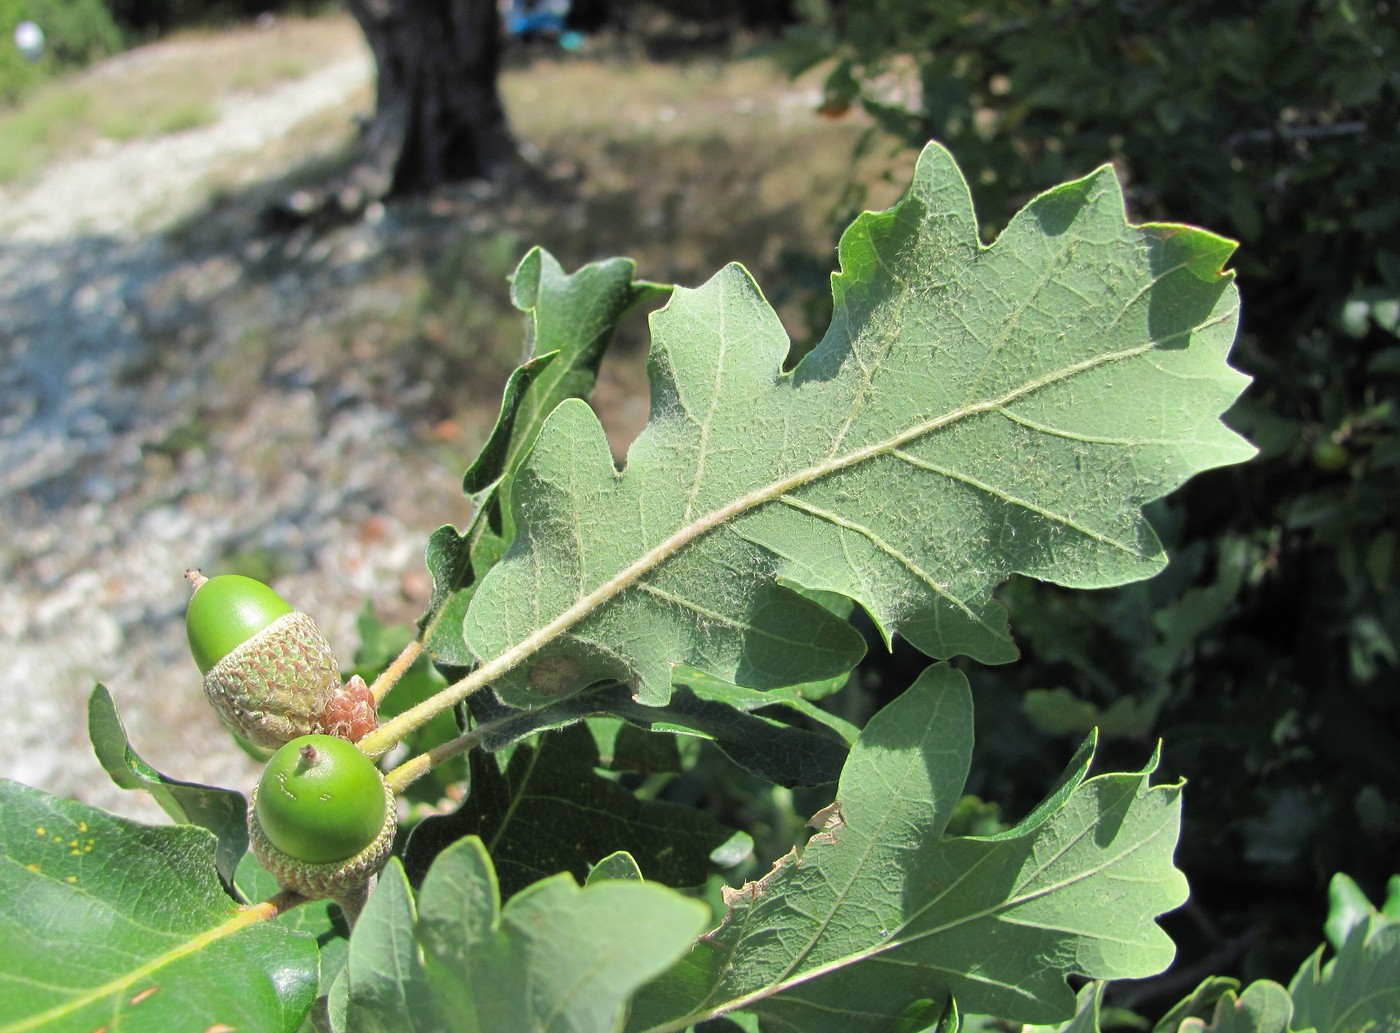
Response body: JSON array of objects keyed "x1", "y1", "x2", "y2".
[
  {"x1": 358, "y1": 663, "x2": 492, "y2": 757},
  {"x1": 385, "y1": 725, "x2": 485, "y2": 794},
  {"x1": 368, "y1": 638, "x2": 424, "y2": 705}
]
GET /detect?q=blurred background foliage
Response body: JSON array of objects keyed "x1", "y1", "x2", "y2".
[
  {"x1": 4, "y1": 0, "x2": 1396, "y2": 1011},
  {"x1": 0, "y1": 0, "x2": 123, "y2": 102}
]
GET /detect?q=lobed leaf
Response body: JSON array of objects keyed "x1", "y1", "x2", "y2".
[
  {"x1": 422, "y1": 249, "x2": 667, "y2": 659},
  {"x1": 1027, "y1": 982, "x2": 1107, "y2": 1033},
  {"x1": 1324, "y1": 872, "x2": 1380, "y2": 953},
  {"x1": 462, "y1": 142, "x2": 1254, "y2": 709},
  {"x1": 1174, "y1": 982, "x2": 1297, "y2": 1033},
  {"x1": 402, "y1": 723, "x2": 751, "y2": 898},
  {"x1": 628, "y1": 664, "x2": 1188, "y2": 1031},
  {"x1": 1289, "y1": 912, "x2": 1400, "y2": 1033},
  {"x1": 342, "y1": 841, "x2": 709, "y2": 1032},
  {"x1": 460, "y1": 679, "x2": 851, "y2": 788}
]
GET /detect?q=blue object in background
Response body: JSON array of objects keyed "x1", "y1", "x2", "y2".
[{"x1": 506, "y1": 0, "x2": 570, "y2": 39}]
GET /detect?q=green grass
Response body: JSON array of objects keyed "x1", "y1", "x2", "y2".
[
  {"x1": 0, "y1": 77, "x2": 222, "y2": 181},
  {"x1": 100, "y1": 99, "x2": 221, "y2": 141},
  {"x1": 0, "y1": 84, "x2": 94, "y2": 181}
]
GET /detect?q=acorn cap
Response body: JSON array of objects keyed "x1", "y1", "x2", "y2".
[
  {"x1": 203, "y1": 610, "x2": 345, "y2": 748},
  {"x1": 248, "y1": 773, "x2": 397, "y2": 900}
]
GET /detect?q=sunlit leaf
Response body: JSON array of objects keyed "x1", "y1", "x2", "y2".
[
  {"x1": 629, "y1": 665, "x2": 1187, "y2": 1031},
  {"x1": 463, "y1": 142, "x2": 1253, "y2": 708},
  {"x1": 0, "y1": 781, "x2": 315, "y2": 1033}
]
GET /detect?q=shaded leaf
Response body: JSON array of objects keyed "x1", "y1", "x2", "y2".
[
  {"x1": 0, "y1": 781, "x2": 316, "y2": 1032},
  {"x1": 87, "y1": 683, "x2": 248, "y2": 888},
  {"x1": 463, "y1": 681, "x2": 851, "y2": 788},
  {"x1": 342, "y1": 840, "x2": 708, "y2": 1033},
  {"x1": 402, "y1": 723, "x2": 750, "y2": 898},
  {"x1": 235, "y1": 854, "x2": 345, "y2": 998},
  {"x1": 342, "y1": 861, "x2": 443, "y2": 1033},
  {"x1": 1154, "y1": 978, "x2": 1246, "y2": 1033},
  {"x1": 1175, "y1": 982, "x2": 1296, "y2": 1033},
  {"x1": 422, "y1": 356, "x2": 555, "y2": 662},
  {"x1": 676, "y1": 664, "x2": 861, "y2": 746},
  {"x1": 1289, "y1": 913, "x2": 1400, "y2": 1033},
  {"x1": 463, "y1": 142, "x2": 1253, "y2": 710},
  {"x1": 628, "y1": 664, "x2": 1187, "y2": 1031},
  {"x1": 611, "y1": 684, "x2": 850, "y2": 787}
]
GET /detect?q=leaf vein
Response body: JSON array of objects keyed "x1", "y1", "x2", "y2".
[{"x1": 889, "y1": 448, "x2": 1140, "y2": 557}]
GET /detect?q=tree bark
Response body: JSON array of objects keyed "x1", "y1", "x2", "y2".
[{"x1": 280, "y1": 0, "x2": 517, "y2": 221}]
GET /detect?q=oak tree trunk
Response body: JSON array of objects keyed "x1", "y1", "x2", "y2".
[{"x1": 290, "y1": 0, "x2": 517, "y2": 218}]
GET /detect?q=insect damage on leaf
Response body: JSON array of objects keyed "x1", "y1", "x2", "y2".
[{"x1": 527, "y1": 653, "x2": 586, "y2": 695}]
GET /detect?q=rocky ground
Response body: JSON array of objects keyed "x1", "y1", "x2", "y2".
[{"x1": 0, "y1": 26, "x2": 470, "y2": 821}]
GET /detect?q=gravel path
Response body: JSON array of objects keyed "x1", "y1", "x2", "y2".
[{"x1": 0, "y1": 32, "x2": 462, "y2": 822}]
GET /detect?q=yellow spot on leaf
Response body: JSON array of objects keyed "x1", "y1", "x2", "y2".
[
  {"x1": 66, "y1": 876, "x2": 77, "y2": 884},
  {"x1": 34, "y1": 827, "x2": 45, "y2": 836},
  {"x1": 78, "y1": 821, "x2": 88, "y2": 833},
  {"x1": 26, "y1": 863, "x2": 39, "y2": 873}
]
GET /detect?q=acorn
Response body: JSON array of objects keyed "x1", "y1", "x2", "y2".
[
  {"x1": 248, "y1": 734, "x2": 396, "y2": 903},
  {"x1": 185, "y1": 570, "x2": 376, "y2": 749}
]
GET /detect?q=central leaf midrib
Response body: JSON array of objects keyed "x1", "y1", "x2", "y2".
[
  {"x1": 659, "y1": 777, "x2": 1164, "y2": 1029},
  {"x1": 473, "y1": 334, "x2": 1170, "y2": 692}
]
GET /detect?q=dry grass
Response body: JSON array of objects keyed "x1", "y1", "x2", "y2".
[{"x1": 0, "y1": 15, "x2": 364, "y2": 184}]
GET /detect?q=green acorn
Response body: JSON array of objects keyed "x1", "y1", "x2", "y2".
[
  {"x1": 185, "y1": 570, "x2": 377, "y2": 748},
  {"x1": 248, "y1": 734, "x2": 396, "y2": 903}
]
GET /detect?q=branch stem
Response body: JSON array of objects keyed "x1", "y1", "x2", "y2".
[
  {"x1": 359, "y1": 663, "x2": 491, "y2": 757},
  {"x1": 385, "y1": 725, "x2": 485, "y2": 793},
  {"x1": 251, "y1": 888, "x2": 309, "y2": 920},
  {"x1": 368, "y1": 638, "x2": 424, "y2": 705}
]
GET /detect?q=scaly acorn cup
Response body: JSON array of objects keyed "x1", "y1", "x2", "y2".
[
  {"x1": 249, "y1": 734, "x2": 397, "y2": 901},
  {"x1": 185, "y1": 570, "x2": 377, "y2": 748}
]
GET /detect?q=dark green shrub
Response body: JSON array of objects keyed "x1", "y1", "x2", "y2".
[
  {"x1": 102, "y1": 0, "x2": 332, "y2": 36},
  {"x1": 786, "y1": 0, "x2": 1400, "y2": 980}
]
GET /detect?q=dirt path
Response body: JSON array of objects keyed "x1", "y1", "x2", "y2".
[
  {"x1": 0, "y1": 47, "x2": 371, "y2": 242},
  {"x1": 0, "y1": 28, "x2": 437, "y2": 823}
]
